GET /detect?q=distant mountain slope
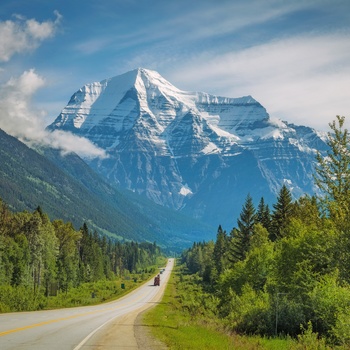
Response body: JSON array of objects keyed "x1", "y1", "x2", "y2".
[
  {"x1": 48, "y1": 68, "x2": 329, "y2": 228},
  {"x1": 0, "y1": 128, "x2": 212, "y2": 249}
]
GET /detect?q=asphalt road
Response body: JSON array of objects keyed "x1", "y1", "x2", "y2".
[{"x1": 0, "y1": 258, "x2": 174, "y2": 350}]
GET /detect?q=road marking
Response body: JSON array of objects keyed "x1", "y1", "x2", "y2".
[
  {"x1": 0, "y1": 286, "x2": 151, "y2": 338},
  {"x1": 73, "y1": 283, "x2": 167, "y2": 350},
  {"x1": 73, "y1": 288, "x2": 159, "y2": 349},
  {"x1": 0, "y1": 309, "x2": 103, "y2": 337},
  {"x1": 73, "y1": 315, "x2": 118, "y2": 350},
  {"x1": 0, "y1": 262, "x2": 173, "y2": 345}
]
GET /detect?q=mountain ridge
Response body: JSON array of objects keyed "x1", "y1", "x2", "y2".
[{"x1": 48, "y1": 68, "x2": 329, "y2": 228}]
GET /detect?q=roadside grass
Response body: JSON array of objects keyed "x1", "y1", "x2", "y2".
[
  {"x1": 142, "y1": 263, "x2": 299, "y2": 350},
  {"x1": 46, "y1": 261, "x2": 167, "y2": 309},
  {"x1": 0, "y1": 277, "x2": 145, "y2": 312},
  {"x1": 143, "y1": 272, "x2": 232, "y2": 349},
  {"x1": 0, "y1": 258, "x2": 167, "y2": 312},
  {"x1": 46, "y1": 276, "x2": 142, "y2": 309}
]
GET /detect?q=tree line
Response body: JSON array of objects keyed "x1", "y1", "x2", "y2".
[
  {"x1": 0, "y1": 202, "x2": 162, "y2": 300},
  {"x1": 181, "y1": 116, "x2": 350, "y2": 347}
]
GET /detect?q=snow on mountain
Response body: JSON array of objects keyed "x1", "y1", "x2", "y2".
[{"x1": 48, "y1": 68, "x2": 328, "y2": 229}]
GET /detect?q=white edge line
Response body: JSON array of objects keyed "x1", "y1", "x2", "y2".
[
  {"x1": 73, "y1": 259, "x2": 174, "y2": 350},
  {"x1": 73, "y1": 314, "x2": 118, "y2": 350}
]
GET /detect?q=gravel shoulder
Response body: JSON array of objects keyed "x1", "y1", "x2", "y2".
[
  {"x1": 135, "y1": 308, "x2": 168, "y2": 349},
  {"x1": 83, "y1": 305, "x2": 167, "y2": 349}
]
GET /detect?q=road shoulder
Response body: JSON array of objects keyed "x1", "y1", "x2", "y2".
[{"x1": 134, "y1": 308, "x2": 168, "y2": 349}]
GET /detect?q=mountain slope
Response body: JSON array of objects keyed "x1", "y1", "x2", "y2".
[
  {"x1": 0, "y1": 128, "x2": 212, "y2": 249},
  {"x1": 48, "y1": 68, "x2": 329, "y2": 229}
]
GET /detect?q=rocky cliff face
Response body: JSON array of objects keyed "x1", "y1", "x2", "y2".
[{"x1": 48, "y1": 68, "x2": 328, "y2": 229}]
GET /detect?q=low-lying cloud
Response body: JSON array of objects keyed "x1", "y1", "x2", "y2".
[{"x1": 0, "y1": 69, "x2": 106, "y2": 159}]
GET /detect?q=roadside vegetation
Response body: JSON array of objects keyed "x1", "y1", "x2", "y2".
[
  {"x1": 144, "y1": 116, "x2": 350, "y2": 349},
  {"x1": 144, "y1": 262, "x2": 299, "y2": 349},
  {"x1": 0, "y1": 202, "x2": 165, "y2": 312}
]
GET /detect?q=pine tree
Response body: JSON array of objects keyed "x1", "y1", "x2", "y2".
[
  {"x1": 291, "y1": 195, "x2": 321, "y2": 228},
  {"x1": 257, "y1": 197, "x2": 271, "y2": 232},
  {"x1": 270, "y1": 185, "x2": 293, "y2": 241},
  {"x1": 53, "y1": 220, "x2": 81, "y2": 292},
  {"x1": 213, "y1": 225, "x2": 227, "y2": 275},
  {"x1": 314, "y1": 116, "x2": 350, "y2": 281},
  {"x1": 314, "y1": 115, "x2": 350, "y2": 228},
  {"x1": 229, "y1": 194, "x2": 257, "y2": 263}
]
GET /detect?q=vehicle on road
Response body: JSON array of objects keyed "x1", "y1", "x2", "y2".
[{"x1": 154, "y1": 274, "x2": 160, "y2": 286}]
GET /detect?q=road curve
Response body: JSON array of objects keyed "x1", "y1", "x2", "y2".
[{"x1": 0, "y1": 258, "x2": 174, "y2": 350}]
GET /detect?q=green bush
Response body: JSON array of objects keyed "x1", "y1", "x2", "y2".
[
  {"x1": 222, "y1": 284, "x2": 272, "y2": 335},
  {"x1": 308, "y1": 272, "x2": 350, "y2": 342},
  {"x1": 290, "y1": 321, "x2": 329, "y2": 350},
  {"x1": 0, "y1": 285, "x2": 47, "y2": 311}
]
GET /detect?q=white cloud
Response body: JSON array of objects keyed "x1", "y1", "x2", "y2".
[
  {"x1": 162, "y1": 0, "x2": 312, "y2": 43},
  {"x1": 42, "y1": 130, "x2": 107, "y2": 159},
  {"x1": 167, "y1": 32, "x2": 350, "y2": 130},
  {"x1": 0, "y1": 69, "x2": 45, "y2": 135},
  {"x1": 0, "y1": 69, "x2": 106, "y2": 159},
  {"x1": 0, "y1": 11, "x2": 61, "y2": 62},
  {"x1": 0, "y1": 12, "x2": 106, "y2": 159}
]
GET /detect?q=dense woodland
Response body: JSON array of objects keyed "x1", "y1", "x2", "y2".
[
  {"x1": 0, "y1": 201, "x2": 162, "y2": 311},
  {"x1": 181, "y1": 116, "x2": 350, "y2": 347}
]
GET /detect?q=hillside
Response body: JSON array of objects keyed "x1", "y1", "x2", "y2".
[{"x1": 0, "y1": 128, "x2": 212, "y2": 249}]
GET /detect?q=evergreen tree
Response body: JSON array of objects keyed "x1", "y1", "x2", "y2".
[
  {"x1": 53, "y1": 220, "x2": 81, "y2": 292},
  {"x1": 291, "y1": 195, "x2": 321, "y2": 228},
  {"x1": 115, "y1": 241, "x2": 124, "y2": 276},
  {"x1": 0, "y1": 198, "x2": 11, "y2": 236},
  {"x1": 256, "y1": 197, "x2": 271, "y2": 232},
  {"x1": 213, "y1": 225, "x2": 227, "y2": 275},
  {"x1": 229, "y1": 194, "x2": 257, "y2": 263},
  {"x1": 314, "y1": 116, "x2": 350, "y2": 282},
  {"x1": 270, "y1": 185, "x2": 293, "y2": 241},
  {"x1": 314, "y1": 115, "x2": 350, "y2": 229},
  {"x1": 186, "y1": 242, "x2": 204, "y2": 274},
  {"x1": 201, "y1": 240, "x2": 215, "y2": 284},
  {"x1": 22, "y1": 210, "x2": 58, "y2": 294}
]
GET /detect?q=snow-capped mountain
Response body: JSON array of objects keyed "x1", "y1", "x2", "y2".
[{"x1": 48, "y1": 68, "x2": 328, "y2": 229}]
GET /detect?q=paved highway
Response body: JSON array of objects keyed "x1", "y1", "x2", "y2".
[{"x1": 0, "y1": 258, "x2": 174, "y2": 350}]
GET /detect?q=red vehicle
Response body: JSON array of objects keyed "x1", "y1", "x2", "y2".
[{"x1": 154, "y1": 274, "x2": 160, "y2": 286}]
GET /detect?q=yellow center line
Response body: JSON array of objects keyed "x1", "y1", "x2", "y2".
[
  {"x1": 0, "y1": 288, "x2": 151, "y2": 337},
  {"x1": 0, "y1": 308, "x2": 104, "y2": 337}
]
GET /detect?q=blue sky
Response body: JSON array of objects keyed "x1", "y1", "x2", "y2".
[{"x1": 0, "y1": 0, "x2": 349, "y2": 150}]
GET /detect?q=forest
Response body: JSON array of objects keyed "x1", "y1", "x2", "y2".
[
  {"x1": 0, "y1": 200, "x2": 163, "y2": 312},
  {"x1": 181, "y1": 116, "x2": 350, "y2": 347}
]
